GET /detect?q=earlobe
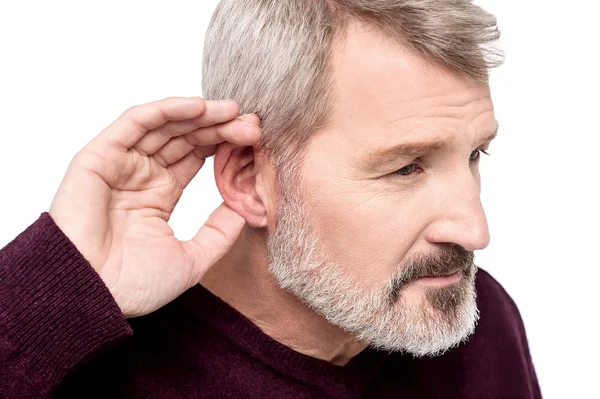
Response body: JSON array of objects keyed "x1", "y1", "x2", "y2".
[{"x1": 214, "y1": 142, "x2": 269, "y2": 228}]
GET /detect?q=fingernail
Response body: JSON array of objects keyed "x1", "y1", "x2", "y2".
[{"x1": 236, "y1": 116, "x2": 260, "y2": 129}]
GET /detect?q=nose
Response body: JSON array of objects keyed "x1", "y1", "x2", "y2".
[{"x1": 423, "y1": 173, "x2": 491, "y2": 252}]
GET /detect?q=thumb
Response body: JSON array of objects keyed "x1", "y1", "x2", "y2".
[{"x1": 184, "y1": 202, "x2": 246, "y2": 281}]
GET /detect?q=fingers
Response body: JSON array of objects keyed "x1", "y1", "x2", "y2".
[
  {"x1": 98, "y1": 97, "x2": 239, "y2": 151},
  {"x1": 185, "y1": 113, "x2": 261, "y2": 147},
  {"x1": 166, "y1": 146, "x2": 215, "y2": 189},
  {"x1": 133, "y1": 100, "x2": 248, "y2": 155},
  {"x1": 236, "y1": 113, "x2": 261, "y2": 129},
  {"x1": 183, "y1": 202, "x2": 247, "y2": 280},
  {"x1": 151, "y1": 115, "x2": 261, "y2": 168},
  {"x1": 151, "y1": 135, "x2": 196, "y2": 167}
]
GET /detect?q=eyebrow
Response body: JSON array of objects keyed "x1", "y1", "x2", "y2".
[{"x1": 364, "y1": 124, "x2": 499, "y2": 170}]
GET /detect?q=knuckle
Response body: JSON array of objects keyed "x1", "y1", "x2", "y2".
[
  {"x1": 123, "y1": 104, "x2": 139, "y2": 116},
  {"x1": 73, "y1": 148, "x2": 101, "y2": 167},
  {"x1": 72, "y1": 148, "x2": 95, "y2": 164}
]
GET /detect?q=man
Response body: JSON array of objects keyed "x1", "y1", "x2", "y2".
[{"x1": 0, "y1": 0, "x2": 541, "y2": 398}]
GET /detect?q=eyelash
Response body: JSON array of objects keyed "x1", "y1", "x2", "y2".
[{"x1": 390, "y1": 148, "x2": 491, "y2": 178}]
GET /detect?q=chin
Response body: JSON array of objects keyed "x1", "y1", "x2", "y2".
[{"x1": 370, "y1": 281, "x2": 480, "y2": 357}]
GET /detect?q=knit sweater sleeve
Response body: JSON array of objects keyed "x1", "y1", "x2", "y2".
[{"x1": 0, "y1": 213, "x2": 132, "y2": 399}]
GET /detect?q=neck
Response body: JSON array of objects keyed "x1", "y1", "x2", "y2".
[{"x1": 200, "y1": 226, "x2": 368, "y2": 366}]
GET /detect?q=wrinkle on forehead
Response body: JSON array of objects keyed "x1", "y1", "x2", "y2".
[{"x1": 326, "y1": 22, "x2": 494, "y2": 139}]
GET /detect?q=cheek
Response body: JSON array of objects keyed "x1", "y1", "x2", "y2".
[
  {"x1": 303, "y1": 177, "x2": 426, "y2": 288},
  {"x1": 474, "y1": 168, "x2": 482, "y2": 190}
]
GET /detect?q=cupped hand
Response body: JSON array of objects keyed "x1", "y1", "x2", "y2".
[{"x1": 49, "y1": 97, "x2": 261, "y2": 317}]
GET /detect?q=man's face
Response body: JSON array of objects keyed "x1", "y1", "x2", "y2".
[{"x1": 267, "y1": 23, "x2": 496, "y2": 356}]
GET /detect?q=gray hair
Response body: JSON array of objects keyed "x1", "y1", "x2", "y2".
[{"x1": 202, "y1": 0, "x2": 503, "y2": 168}]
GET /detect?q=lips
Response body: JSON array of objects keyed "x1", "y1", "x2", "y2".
[{"x1": 418, "y1": 269, "x2": 460, "y2": 278}]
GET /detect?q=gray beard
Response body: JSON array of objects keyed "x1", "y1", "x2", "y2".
[{"x1": 266, "y1": 177, "x2": 479, "y2": 357}]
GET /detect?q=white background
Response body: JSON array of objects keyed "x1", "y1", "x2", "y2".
[{"x1": 1, "y1": 1, "x2": 598, "y2": 397}]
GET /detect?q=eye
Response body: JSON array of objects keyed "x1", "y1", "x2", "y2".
[
  {"x1": 469, "y1": 149, "x2": 481, "y2": 162},
  {"x1": 395, "y1": 164, "x2": 419, "y2": 176},
  {"x1": 470, "y1": 148, "x2": 490, "y2": 163}
]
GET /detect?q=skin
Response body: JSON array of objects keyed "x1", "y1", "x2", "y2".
[
  {"x1": 205, "y1": 22, "x2": 497, "y2": 365},
  {"x1": 48, "y1": 21, "x2": 496, "y2": 366},
  {"x1": 49, "y1": 97, "x2": 262, "y2": 318}
]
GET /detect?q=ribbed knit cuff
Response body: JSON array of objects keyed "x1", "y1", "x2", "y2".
[{"x1": 0, "y1": 212, "x2": 132, "y2": 388}]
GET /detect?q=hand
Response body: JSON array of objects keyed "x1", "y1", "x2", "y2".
[{"x1": 49, "y1": 97, "x2": 261, "y2": 317}]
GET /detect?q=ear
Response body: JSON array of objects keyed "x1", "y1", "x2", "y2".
[{"x1": 214, "y1": 142, "x2": 271, "y2": 228}]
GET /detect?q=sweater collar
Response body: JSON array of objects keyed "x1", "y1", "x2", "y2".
[{"x1": 179, "y1": 283, "x2": 390, "y2": 397}]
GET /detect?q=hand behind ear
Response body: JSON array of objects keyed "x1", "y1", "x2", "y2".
[{"x1": 49, "y1": 97, "x2": 263, "y2": 317}]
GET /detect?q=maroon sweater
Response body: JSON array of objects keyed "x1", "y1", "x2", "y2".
[{"x1": 0, "y1": 213, "x2": 542, "y2": 398}]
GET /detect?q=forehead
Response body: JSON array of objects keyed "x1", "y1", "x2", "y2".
[{"x1": 325, "y1": 22, "x2": 495, "y2": 149}]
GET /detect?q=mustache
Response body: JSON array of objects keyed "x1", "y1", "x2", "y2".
[{"x1": 389, "y1": 244, "x2": 475, "y2": 302}]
